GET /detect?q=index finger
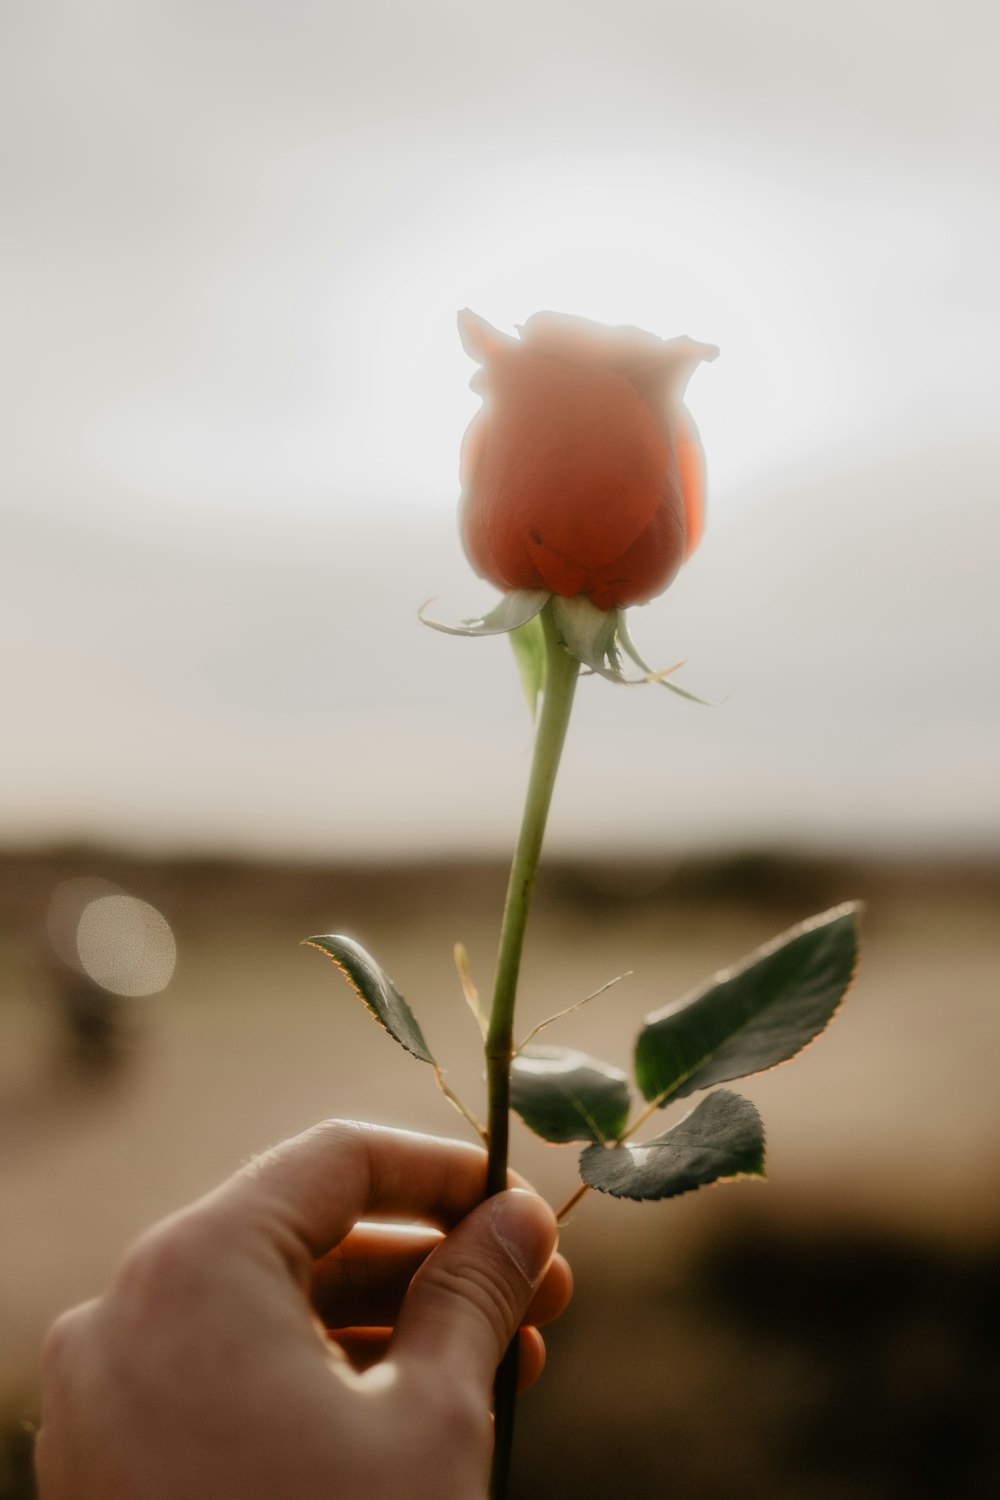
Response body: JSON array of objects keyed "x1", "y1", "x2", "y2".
[{"x1": 206, "y1": 1119, "x2": 493, "y2": 1262}]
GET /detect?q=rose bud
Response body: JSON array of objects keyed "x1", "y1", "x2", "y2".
[{"x1": 458, "y1": 310, "x2": 717, "y2": 612}]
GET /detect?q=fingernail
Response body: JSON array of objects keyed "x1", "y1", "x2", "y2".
[{"x1": 490, "y1": 1190, "x2": 557, "y2": 1284}]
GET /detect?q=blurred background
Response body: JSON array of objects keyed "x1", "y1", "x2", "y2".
[{"x1": 2, "y1": 2, "x2": 998, "y2": 1496}]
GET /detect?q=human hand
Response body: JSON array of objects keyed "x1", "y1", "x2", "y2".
[{"x1": 36, "y1": 1119, "x2": 572, "y2": 1499}]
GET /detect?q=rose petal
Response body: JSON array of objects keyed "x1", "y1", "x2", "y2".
[{"x1": 456, "y1": 309, "x2": 716, "y2": 609}]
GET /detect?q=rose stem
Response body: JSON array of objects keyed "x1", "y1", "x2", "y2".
[{"x1": 486, "y1": 598, "x2": 579, "y2": 1500}]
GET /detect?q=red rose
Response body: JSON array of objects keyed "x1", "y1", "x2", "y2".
[{"x1": 458, "y1": 310, "x2": 717, "y2": 612}]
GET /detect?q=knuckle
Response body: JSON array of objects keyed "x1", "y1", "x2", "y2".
[
  {"x1": 112, "y1": 1207, "x2": 214, "y2": 1319},
  {"x1": 244, "y1": 1117, "x2": 377, "y2": 1204},
  {"x1": 312, "y1": 1116, "x2": 372, "y2": 1142},
  {"x1": 40, "y1": 1302, "x2": 92, "y2": 1380},
  {"x1": 413, "y1": 1367, "x2": 488, "y2": 1451},
  {"x1": 305, "y1": 1117, "x2": 383, "y2": 1206},
  {"x1": 442, "y1": 1381, "x2": 489, "y2": 1450},
  {"x1": 245, "y1": 1117, "x2": 365, "y2": 1176}
]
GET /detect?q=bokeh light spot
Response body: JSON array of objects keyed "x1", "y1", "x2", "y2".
[{"x1": 74, "y1": 895, "x2": 177, "y2": 997}]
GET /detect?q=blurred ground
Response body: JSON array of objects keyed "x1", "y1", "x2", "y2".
[{"x1": 2, "y1": 848, "x2": 999, "y2": 1498}]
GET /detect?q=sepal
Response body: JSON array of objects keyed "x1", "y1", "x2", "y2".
[
  {"x1": 419, "y1": 590, "x2": 550, "y2": 637},
  {"x1": 617, "y1": 615, "x2": 714, "y2": 704},
  {"x1": 509, "y1": 614, "x2": 547, "y2": 717},
  {"x1": 550, "y1": 597, "x2": 633, "y2": 682}
]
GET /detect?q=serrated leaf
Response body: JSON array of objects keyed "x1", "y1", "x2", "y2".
[
  {"x1": 579, "y1": 1089, "x2": 765, "y2": 1200},
  {"x1": 419, "y1": 589, "x2": 550, "y2": 637},
  {"x1": 303, "y1": 934, "x2": 435, "y2": 1064},
  {"x1": 635, "y1": 903, "x2": 860, "y2": 1106},
  {"x1": 510, "y1": 1045, "x2": 631, "y2": 1144},
  {"x1": 509, "y1": 613, "x2": 547, "y2": 717}
]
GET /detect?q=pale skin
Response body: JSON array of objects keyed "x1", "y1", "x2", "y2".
[{"x1": 35, "y1": 1119, "x2": 573, "y2": 1500}]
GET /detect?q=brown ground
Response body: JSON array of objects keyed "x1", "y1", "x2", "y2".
[{"x1": 2, "y1": 849, "x2": 999, "y2": 1498}]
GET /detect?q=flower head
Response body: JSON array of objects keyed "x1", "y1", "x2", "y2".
[{"x1": 458, "y1": 310, "x2": 717, "y2": 612}]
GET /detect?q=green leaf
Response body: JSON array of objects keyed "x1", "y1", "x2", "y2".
[
  {"x1": 635, "y1": 902, "x2": 860, "y2": 1106},
  {"x1": 419, "y1": 589, "x2": 550, "y2": 637},
  {"x1": 510, "y1": 1045, "x2": 631, "y2": 1144},
  {"x1": 579, "y1": 1089, "x2": 765, "y2": 1200},
  {"x1": 509, "y1": 613, "x2": 547, "y2": 717},
  {"x1": 302, "y1": 934, "x2": 435, "y2": 1064}
]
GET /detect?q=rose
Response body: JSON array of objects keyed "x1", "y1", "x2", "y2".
[{"x1": 458, "y1": 310, "x2": 718, "y2": 612}]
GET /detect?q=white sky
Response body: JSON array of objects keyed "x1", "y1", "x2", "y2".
[{"x1": 2, "y1": 0, "x2": 998, "y2": 857}]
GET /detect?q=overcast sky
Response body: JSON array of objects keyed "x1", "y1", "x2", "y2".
[{"x1": 2, "y1": 1, "x2": 998, "y2": 858}]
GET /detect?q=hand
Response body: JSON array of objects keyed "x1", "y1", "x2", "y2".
[{"x1": 36, "y1": 1119, "x2": 572, "y2": 1499}]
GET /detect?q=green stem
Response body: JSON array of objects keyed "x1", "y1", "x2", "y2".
[{"x1": 486, "y1": 599, "x2": 579, "y2": 1500}]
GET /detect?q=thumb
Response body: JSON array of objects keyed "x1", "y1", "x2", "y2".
[{"x1": 391, "y1": 1189, "x2": 558, "y2": 1390}]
